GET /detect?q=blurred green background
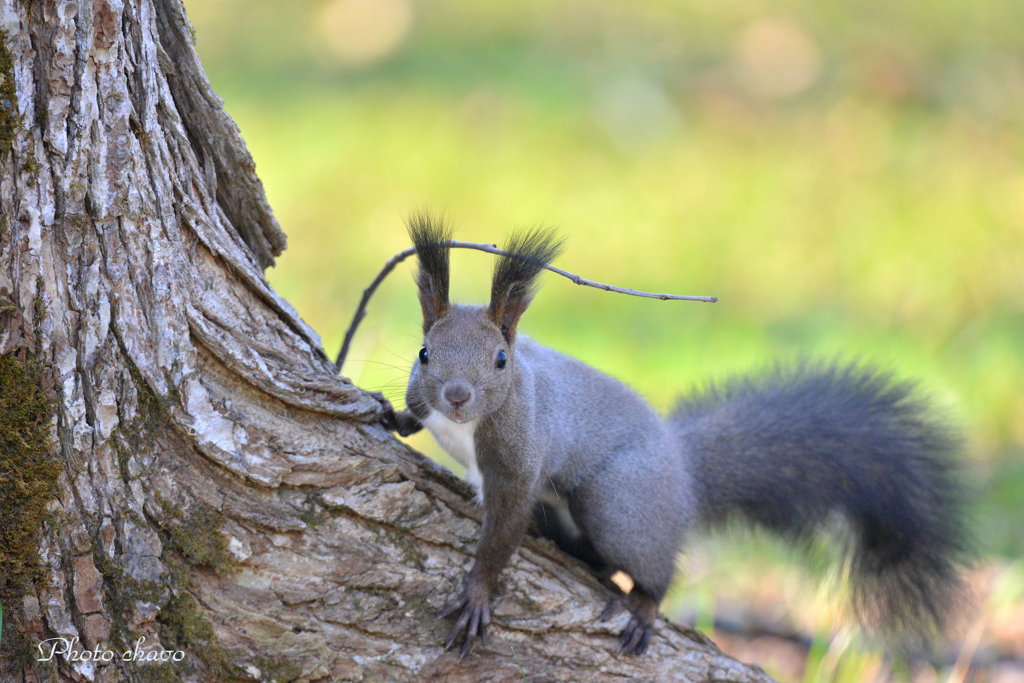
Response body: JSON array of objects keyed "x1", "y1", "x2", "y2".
[{"x1": 185, "y1": 0, "x2": 1024, "y2": 677}]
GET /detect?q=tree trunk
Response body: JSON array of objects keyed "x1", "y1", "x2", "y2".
[{"x1": 0, "y1": 1, "x2": 776, "y2": 681}]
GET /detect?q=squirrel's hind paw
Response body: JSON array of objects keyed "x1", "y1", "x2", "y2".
[
  {"x1": 599, "y1": 591, "x2": 660, "y2": 656},
  {"x1": 619, "y1": 617, "x2": 653, "y2": 655}
]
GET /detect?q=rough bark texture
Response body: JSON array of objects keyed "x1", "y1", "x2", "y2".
[{"x1": 0, "y1": 1, "x2": 777, "y2": 681}]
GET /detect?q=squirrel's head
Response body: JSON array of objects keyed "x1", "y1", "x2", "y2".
[{"x1": 404, "y1": 214, "x2": 562, "y2": 423}]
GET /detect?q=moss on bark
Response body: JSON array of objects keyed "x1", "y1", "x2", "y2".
[
  {"x1": 0, "y1": 29, "x2": 21, "y2": 159},
  {"x1": 0, "y1": 352, "x2": 59, "y2": 663}
]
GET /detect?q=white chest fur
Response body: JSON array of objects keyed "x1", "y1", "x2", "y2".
[{"x1": 422, "y1": 409, "x2": 484, "y2": 502}]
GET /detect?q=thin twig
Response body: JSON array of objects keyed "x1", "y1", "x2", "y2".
[{"x1": 334, "y1": 241, "x2": 717, "y2": 373}]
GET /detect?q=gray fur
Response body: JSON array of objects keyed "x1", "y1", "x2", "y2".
[{"x1": 673, "y1": 363, "x2": 971, "y2": 647}]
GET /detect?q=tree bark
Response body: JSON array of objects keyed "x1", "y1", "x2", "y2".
[{"x1": 0, "y1": 1, "x2": 776, "y2": 681}]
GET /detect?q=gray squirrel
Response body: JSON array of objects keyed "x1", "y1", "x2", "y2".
[{"x1": 378, "y1": 215, "x2": 972, "y2": 657}]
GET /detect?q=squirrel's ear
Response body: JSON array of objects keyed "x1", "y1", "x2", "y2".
[
  {"x1": 408, "y1": 213, "x2": 453, "y2": 332},
  {"x1": 490, "y1": 281, "x2": 532, "y2": 344},
  {"x1": 489, "y1": 228, "x2": 564, "y2": 344}
]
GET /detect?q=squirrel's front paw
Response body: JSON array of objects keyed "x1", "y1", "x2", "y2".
[
  {"x1": 369, "y1": 392, "x2": 423, "y2": 436},
  {"x1": 368, "y1": 391, "x2": 393, "y2": 425},
  {"x1": 440, "y1": 577, "x2": 491, "y2": 657},
  {"x1": 369, "y1": 391, "x2": 394, "y2": 416}
]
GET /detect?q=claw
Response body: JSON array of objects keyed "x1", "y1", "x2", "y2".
[
  {"x1": 599, "y1": 597, "x2": 625, "y2": 622},
  {"x1": 440, "y1": 587, "x2": 490, "y2": 657},
  {"x1": 480, "y1": 602, "x2": 490, "y2": 638},
  {"x1": 445, "y1": 608, "x2": 472, "y2": 650},
  {"x1": 618, "y1": 616, "x2": 641, "y2": 654},
  {"x1": 605, "y1": 589, "x2": 660, "y2": 656},
  {"x1": 635, "y1": 625, "x2": 652, "y2": 655},
  {"x1": 618, "y1": 617, "x2": 652, "y2": 655},
  {"x1": 439, "y1": 597, "x2": 465, "y2": 620},
  {"x1": 372, "y1": 392, "x2": 398, "y2": 432},
  {"x1": 375, "y1": 398, "x2": 424, "y2": 436},
  {"x1": 369, "y1": 392, "x2": 392, "y2": 414},
  {"x1": 459, "y1": 632, "x2": 476, "y2": 658}
]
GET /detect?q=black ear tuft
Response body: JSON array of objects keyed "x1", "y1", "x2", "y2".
[
  {"x1": 408, "y1": 212, "x2": 454, "y2": 330},
  {"x1": 489, "y1": 227, "x2": 564, "y2": 342}
]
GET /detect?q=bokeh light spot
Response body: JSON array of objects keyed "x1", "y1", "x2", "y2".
[
  {"x1": 315, "y1": 0, "x2": 413, "y2": 67},
  {"x1": 736, "y1": 19, "x2": 822, "y2": 99}
]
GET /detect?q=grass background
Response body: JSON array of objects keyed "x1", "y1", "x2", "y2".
[{"x1": 184, "y1": 1, "x2": 1024, "y2": 678}]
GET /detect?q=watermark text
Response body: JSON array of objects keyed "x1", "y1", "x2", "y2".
[{"x1": 36, "y1": 636, "x2": 184, "y2": 663}]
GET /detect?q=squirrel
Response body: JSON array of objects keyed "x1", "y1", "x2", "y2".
[{"x1": 378, "y1": 214, "x2": 972, "y2": 658}]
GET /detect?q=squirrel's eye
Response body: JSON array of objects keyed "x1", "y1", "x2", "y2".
[
  {"x1": 419, "y1": 346, "x2": 429, "y2": 364},
  {"x1": 495, "y1": 350, "x2": 507, "y2": 369}
]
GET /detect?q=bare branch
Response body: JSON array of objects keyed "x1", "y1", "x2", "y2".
[
  {"x1": 335, "y1": 240, "x2": 717, "y2": 372},
  {"x1": 335, "y1": 246, "x2": 418, "y2": 373}
]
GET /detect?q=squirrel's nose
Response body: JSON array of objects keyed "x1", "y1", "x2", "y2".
[{"x1": 443, "y1": 383, "x2": 472, "y2": 409}]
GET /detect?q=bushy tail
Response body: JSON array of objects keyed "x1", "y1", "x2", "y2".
[{"x1": 671, "y1": 363, "x2": 973, "y2": 649}]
